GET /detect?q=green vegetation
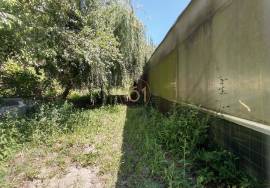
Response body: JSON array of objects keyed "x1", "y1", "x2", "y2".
[
  {"x1": 120, "y1": 106, "x2": 256, "y2": 188},
  {"x1": 0, "y1": 59, "x2": 44, "y2": 97},
  {"x1": 0, "y1": 102, "x2": 75, "y2": 161},
  {"x1": 0, "y1": 1, "x2": 257, "y2": 187},
  {"x1": 0, "y1": 103, "x2": 256, "y2": 187},
  {"x1": 0, "y1": 0, "x2": 154, "y2": 99},
  {"x1": 0, "y1": 103, "x2": 126, "y2": 187}
]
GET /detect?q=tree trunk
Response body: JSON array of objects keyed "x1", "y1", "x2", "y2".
[
  {"x1": 62, "y1": 84, "x2": 72, "y2": 99},
  {"x1": 100, "y1": 85, "x2": 107, "y2": 105}
]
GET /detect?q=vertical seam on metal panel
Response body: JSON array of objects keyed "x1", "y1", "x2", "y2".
[{"x1": 176, "y1": 45, "x2": 179, "y2": 102}]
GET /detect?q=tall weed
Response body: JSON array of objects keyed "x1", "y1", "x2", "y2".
[
  {"x1": 129, "y1": 106, "x2": 257, "y2": 187},
  {"x1": 0, "y1": 102, "x2": 76, "y2": 160}
]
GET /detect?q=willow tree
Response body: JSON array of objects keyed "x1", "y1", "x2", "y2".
[
  {"x1": 99, "y1": 1, "x2": 154, "y2": 81},
  {"x1": 0, "y1": 0, "x2": 154, "y2": 98}
]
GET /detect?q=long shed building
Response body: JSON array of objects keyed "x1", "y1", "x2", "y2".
[{"x1": 146, "y1": 0, "x2": 270, "y2": 182}]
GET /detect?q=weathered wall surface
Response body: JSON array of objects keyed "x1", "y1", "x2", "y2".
[
  {"x1": 147, "y1": 0, "x2": 270, "y2": 182},
  {"x1": 148, "y1": 0, "x2": 270, "y2": 126},
  {"x1": 149, "y1": 48, "x2": 177, "y2": 102}
]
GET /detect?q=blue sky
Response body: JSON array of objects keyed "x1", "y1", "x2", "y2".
[{"x1": 133, "y1": 0, "x2": 191, "y2": 45}]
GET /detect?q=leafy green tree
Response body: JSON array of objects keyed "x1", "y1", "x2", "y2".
[
  {"x1": 0, "y1": 0, "x2": 154, "y2": 99},
  {"x1": 0, "y1": 60, "x2": 43, "y2": 97}
]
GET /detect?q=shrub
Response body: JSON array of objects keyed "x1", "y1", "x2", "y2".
[
  {"x1": 43, "y1": 79, "x2": 63, "y2": 98},
  {"x1": 156, "y1": 107, "x2": 209, "y2": 159},
  {"x1": 0, "y1": 119, "x2": 19, "y2": 160},
  {"x1": 0, "y1": 60, "x2": 42, "y2": 98},
  {"x1": 68, "y1": 91, "x2": 100, "y2": 108},
  {"x1": 0, "y1": 102, "x2": 76, "y2": 160},
  {"x1": 194, "y1": 150, "x2": 255, "y2": 187},
  {"x1": 139, "y1": 106, "x2": 257, "y2": 187}
]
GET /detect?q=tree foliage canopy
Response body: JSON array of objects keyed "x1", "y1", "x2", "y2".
[{"x1": 0, "y1": 0, "x2": 154, "y2": 98}]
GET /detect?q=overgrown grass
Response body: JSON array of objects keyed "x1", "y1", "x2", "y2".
[
  {"x1": 0, "y1": 103, "x2": 127, "y2": 187},
  {"x1": 0, "y1": 103, "x2": 257, "y2": 187},
  {"x1": 0, "y1": 102, "x2": 75, "y2": 161},
  {"x1": 118, "y1": 106, "x2": 257, "y2": 188}
]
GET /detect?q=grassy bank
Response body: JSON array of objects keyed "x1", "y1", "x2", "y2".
[
  {"x1": 0, "y1": 103, "x2": 256, "y2": 187},
  {"x1": 118, "y1": 107, "x2": 256, "y2": 188},
  {"x1": 0, "y1": 104, "x2": 127, "y2": 187}
]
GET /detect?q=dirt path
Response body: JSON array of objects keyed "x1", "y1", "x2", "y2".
[
  {"x1": 22, "y1": 166, "x2": 102, "y2": 188},
  {"x1": 1, "y1": 106, "x2": 127, "y2": 188},
  {"x1": 1, "y1": 106, "x2": 165, "y2": 188}
]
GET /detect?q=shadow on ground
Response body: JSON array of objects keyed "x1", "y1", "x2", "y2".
[
  {"x1": 115, "y1": 106, "x2": 165, "y2": 188},
  {"x1": 69, "y1": 95, "x2": 133, "y2": 109}
]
